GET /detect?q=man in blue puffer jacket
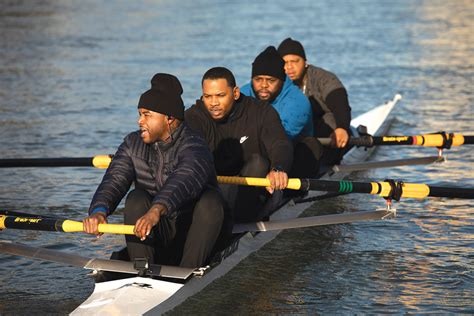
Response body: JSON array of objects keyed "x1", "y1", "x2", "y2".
[
  {"x1": 241, "y1": 46, "x2": 322, "y2": 177},
  {"x1": 83, "y1": 73, "x2": 225, "y2": 268}
]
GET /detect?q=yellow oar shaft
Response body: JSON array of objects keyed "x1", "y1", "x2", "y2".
[
  {"x1": 371, "y1": 182, "x2": 430, "y2": 198},
  {"x1": 217, "y1": 176, "x2": 302, "y2": 190},
  {"x1": 413, "y1": 134, "x2": 465, "y2": 147},
  {"x1": 91, "y1": 155, "x2": 112, "y2": 168}
]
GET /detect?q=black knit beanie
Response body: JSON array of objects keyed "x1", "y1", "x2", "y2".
[
  {"x1": 277, "y1": 38, "x2": 306, "y2": 60},
  {"x1": 138, "y1": 73, "x2": 185, "y2": 120},
  {"x1": 251, "y1": 46, "x2": 286, "y2": 81}
]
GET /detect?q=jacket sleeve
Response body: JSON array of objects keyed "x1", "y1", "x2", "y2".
[
  {"x1": 325, "y1": 88, "x2": 352, "y2": 130},
  {"x1": 88, "y1": 136, "x2": 135, "y2": 216},
  {"x1": 314, "y1": 68, "x2": 352, "y2": 131},
  {"x1": 152, "y1": 135, "x2": 216, "y2": 217},
  {"x1": 260, "y1": 104, "x2": 294, "y2": 173}
]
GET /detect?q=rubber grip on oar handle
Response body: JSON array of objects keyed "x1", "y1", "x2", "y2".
[
  {"x1": 463, "y1": 135, "x2": 474, "y2": 145},
  {"x1": 349, "y1": 135, "x2": 373, "y2": 147}
]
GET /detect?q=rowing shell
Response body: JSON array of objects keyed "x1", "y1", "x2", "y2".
[{"x1": 68, "y1": 94, "x2": 401, "y2": 315}]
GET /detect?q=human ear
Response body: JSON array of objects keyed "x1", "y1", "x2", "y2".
[{"x1": 233, "y1": 87, "x2": 241, "y2": 100}]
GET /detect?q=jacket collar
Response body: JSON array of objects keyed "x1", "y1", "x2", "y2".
[{"x1": 153, "y1": 123, "x2": 185, "y2": 151}]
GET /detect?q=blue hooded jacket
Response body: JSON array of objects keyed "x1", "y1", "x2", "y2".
[{"x1": 240, "y1": 76, "x2": 313, "y2": 140}]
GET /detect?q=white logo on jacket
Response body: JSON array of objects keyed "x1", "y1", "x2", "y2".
[{"x1": 240, "y1": 136, "x2": 249, "y2": 144}]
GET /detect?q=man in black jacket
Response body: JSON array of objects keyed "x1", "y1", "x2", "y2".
[
  {"x1": 278, "y1": 38, "x2": 352, "y2": 165},
  {"x1": 83, "y1": 73, "x2": 224, "y2": 268},
  {"x1": 185, "y1": 67, "x2": 293, "y2": 223}
]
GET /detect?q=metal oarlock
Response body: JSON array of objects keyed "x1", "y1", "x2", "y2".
[
  {"x1": 193, "y1": 265, "x2": 210, "y2": 277},
  {"x1": 437, "y1": 147, "x2": 447, "y2": 161},
  {"x1": 381, "y1": 200, "x2": 397, "y2": 220},
  {"x1": 383, "y1": 179, "x2": 404, "y2": 202}
]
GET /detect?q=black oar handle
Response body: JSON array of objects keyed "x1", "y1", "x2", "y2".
[
  {"x1": 319, "y1": 134, "x2": 474, "y2": 147},
  {"x1": 0, "y1": 157, "x2": 94, "y2": 168},
  {"x1": 349, "y1": 135, "x2": 374, "y2": 147},
  {"x1": 429, "y1": 186, "x2": 474, "y2": 199},
  {"x1": 464, "y1": 136, "x2": 474, "y2": 145},
  {"x1": 1, "y1": 216, "x2": 66, "y2": 232},
  {"x1": 317, "y1": 136, "x2": 374, "y2": 147}
]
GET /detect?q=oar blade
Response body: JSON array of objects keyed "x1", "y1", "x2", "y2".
[
  {"x1": 0, "y1": 240, "x2": 90, "y2": 267},
  {"x1": 0, "y1": 240, "x2": 195, "y2": 279},
  {"x1": 332, "y1": 156, "x2": 444, "y2": 173}
]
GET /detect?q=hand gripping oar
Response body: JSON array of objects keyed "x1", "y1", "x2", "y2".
[
  {"x1": 217, "y1": 176, "x2": 474, "y2": 199},
  {"x1": 0, "y1": 155, "x2": 112, "y2": 168},
  {"x1": 318, "y1": 132, "x2": 474, "y2": 148},
  {"x1": 0, "y1": 214, "x2": 135, "y2": 235}
]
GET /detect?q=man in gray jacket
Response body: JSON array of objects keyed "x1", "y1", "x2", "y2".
[
  {"x1": 278, "y1": 38, "x2": 352, "y2": 165},
  {"x1": 83, "y1": 73, "x2": 224, "y2": 268}
]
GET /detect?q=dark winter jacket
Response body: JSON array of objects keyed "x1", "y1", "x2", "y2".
[
  {"x1": 185, "y1": 95, "x2": 293, "y2": 176},
  {"x1": 88, "y1": 123, "x2": 217, "y2": 218},
  {"x1": 304, "y1": 65, "x2": 352, "y2": 135}
]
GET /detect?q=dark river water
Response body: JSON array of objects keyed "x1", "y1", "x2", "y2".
[{"x1": 0, "y1": 0, "x2": 473, "y2": 314}]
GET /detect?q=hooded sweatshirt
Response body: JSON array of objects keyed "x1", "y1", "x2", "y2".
[
  {"x1": 240, "y1": 76, "x2": 313, "y2": 140},
  {"x1": 185, "y1": 94, "x2": 293, "y2": 176}
]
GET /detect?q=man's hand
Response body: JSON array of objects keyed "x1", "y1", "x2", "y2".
[
  {"x1": 83, "y1": 212, "x2": 107, "y2": 237},
  {"x1": 134, "y1": 204, "x2": 168, "y2": 241},
  {"x1": 265, "y1": 169, "x2": 289, "y2": 194},
  {"x1": 330, "y1": 128, "x2": 349, "y2": 148}
]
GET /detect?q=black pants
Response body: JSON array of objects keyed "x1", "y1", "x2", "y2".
[
  {"x1": 291, "y1": 136, "x2": 322, "y2": 178},
  {"x1": 220, "y1": 154, "x2": 283, "y2": 223},
  {"x1": 123, "y1": 188, "x2": 224, "y2": 268}
]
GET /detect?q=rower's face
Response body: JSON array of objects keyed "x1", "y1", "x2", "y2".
[
  {"x1": 282, "y1": 54, "x2": 306, "y2": 81},
  {"x1": 202, "y1": 78, "x2": 240, "y2": 121},
  {"x1": 137, "y1": 108, "x2": 169, "y2": 143},
  {"x1": 252, "y1": 75, "x2": 283, "y2": 102}
]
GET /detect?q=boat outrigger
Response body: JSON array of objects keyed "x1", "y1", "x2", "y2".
[{"x1": 4, "y1": 94, "x2": 470, "y2": 315}]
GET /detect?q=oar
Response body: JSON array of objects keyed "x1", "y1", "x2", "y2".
[
  {"x1": 332, "y1": 156, "x2": 444, "y2": 173},
  {"x1": 0, "y1": 240, "x2": 195, "y2": 279},
  {"x1": 233, "y1": 209, "x2": 392, "y2": 233},
  {"x1": 318, "y1": 132, "x2": 474, "y2": 148},
  {"x1": 0, "y1": 214, "x2": 134, "y2": 235},
  {"x1": 217, "y1": 176, "x2": 474, "y2": 199},
  {"x1": 0, "y1": 155, "x2": 112, "y2": 168}
]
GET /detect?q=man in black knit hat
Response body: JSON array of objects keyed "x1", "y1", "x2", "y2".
[
  {"x1": 277, "y1": 38, "x2": 352, "y2": 165},
  {"x1": 83, "y1": 73, "x2": 225, "y2": 268},
  {"x1": 241, "y1": 46, "x2": 322, "y2": 178},
  {"x1": 240, "y1": 46, "x2": 313, "y2": 141}
]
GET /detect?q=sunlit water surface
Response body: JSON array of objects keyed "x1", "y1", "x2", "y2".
[{"x1": 0, "y1": 0, "x2": 472, "y2": 314}]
